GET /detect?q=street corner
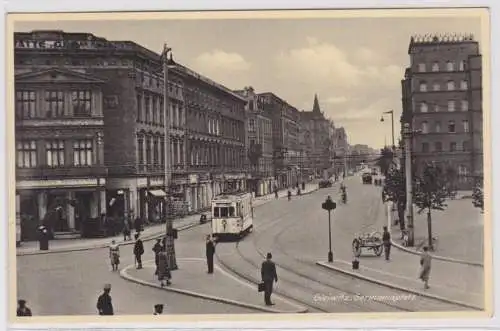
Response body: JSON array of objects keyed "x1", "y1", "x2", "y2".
[
  {"x1": 120, "y1": 258, "x2": 308, "y2": 314},
  {"x1": 315, "y1": 260, "x2": 483, "y2": 311}
]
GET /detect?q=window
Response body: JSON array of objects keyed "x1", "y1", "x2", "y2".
[
  {"x1": 159, "y1": 99, "x2": 164, "y2": 126},
  {"x1": 418, "y1": 63, "x2": 426, "y2": 72},
  {"x1": 463, "y1": 141, "x2": 470, "y2": 151},
  {"x1": 44, "y1": 91, "x2": 64, "y2": 118},
  {"x1": 16, "y1": 140, "x2": 37, "y2": 168},
  {"x1": 446, "y1": 61, "x2": 455, "y2": 71},
  {"x1": 73, "y1": 139, "x2": 93, "y2": 166},
  {"x1": 137, "y1": 135, "x2": 144, "y2": 165},
  {"x1": 248, "y1": 118, "x2": 256, "y2": 132},
  {"x1": 422, "y1": 142, "x2": 429, "y2": 153},
  {"x1": 433, "y1": 82, "x2": 441, "y2": 91},
  {"x1": 461, "y1": 100, "x2": 468, "y2": 111},
  {"x1": 434, "y1": 104, "x2": 440, "y2": 112},
  {"x1": 450, "y1": 142, "x2": 457, "y2": 152},
  {"x1": 16, "y1": 91, "x2": 36, "y2": 119},
  {"x1": 434, "y1": 141, "x2": 442, "y2": 152},
  {"x1": 463, "y1": 120, "x2": 470, "y2": 133},
  {"x1": 459, "y1": 60, "x2": 466, "y2": 71},
  {"x1": 419, "y1": 82, "x2": 427, "y2": 92},
  {"x1": 153, "y1": 137, "x2": 159, "y2": 166},
  {"x1": 435, "y1": 121, "x2": 441, "y2": 133},
  {"x1": 421, "y1": 121, "x2": 429, "y2": 133},
  {"x1": 447, "y1": 81, "x2": 455, "y2": 91},
  {"x1": 432, "y1": 62, "x2": 439, "y2": 72},
  {"x1": 448, "y1": 100, "x2": 455, "y2": 112},
  {"x1": 72, "y1": 90, "x2": 92, "y2": 117},
  {"x1": 448, "y1": 120, "x2": 456, "y2": 133},
  {"x1": 160, "y1": 137, "x2": 165, "y2": 167},
  {"x1": 420, "y1": 102, "x2": 428, "y2": 113},
  {"x1": 458, "y1": 165, "x2": 469, "y2": 182},
  {"x1": 460, "y1": 80, "x2": 468, "y2": 90},
  {"x1": 145, "y1": 95, "x2": 151, "y2": 124},
  {"x1": 137, "y1": 93, "x2": 143, "y2": 122},
  {"x1": 145, "y1": 136, "x2": 151, "y2": 165},
  {"x1": 249, "y1": 100, "x2": 254, "y2": 111},
  {"x1": 46, "y1": 140, "x2": 65, "y2": 167}
]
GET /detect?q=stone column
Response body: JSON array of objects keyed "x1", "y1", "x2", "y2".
[
  {"x1": 67, "y1": 191, "x2": 75, "y2": 230},
  {"x1": 90, "y1": 191, "x2": 99, "y2": 219},
  {"x1": 185, "y1": 187, "x2": 192, "y2": 213},
  {"x1": 37, "y1": 191, "x2": 47, "y2": 223},
  {"x1": 100, "y1": 190, "x2": 106, "y2": 216}
]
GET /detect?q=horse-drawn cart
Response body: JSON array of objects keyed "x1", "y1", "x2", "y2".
[{"x1": 352, "y1": 231, "x2": 383, "y2": 257}]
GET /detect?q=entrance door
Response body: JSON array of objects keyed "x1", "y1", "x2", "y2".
[
  {"x1": 74, "y1": 192, "x2": 93, "y2": 231},
  {"x1": 46, "y1": 193, "x2": 68, "y2": 232}
]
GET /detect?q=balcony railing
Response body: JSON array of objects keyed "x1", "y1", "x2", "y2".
[{"x1": 16, "y1": 165, "x2": 108, "y2": 179}]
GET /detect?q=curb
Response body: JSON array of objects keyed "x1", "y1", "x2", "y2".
[
  {"x1": 119, "y1": 263, "x2": 304, "y2": 314},
  {"x1": 16, "y1": 221, "x2": 200, "y2": 257},
  {"x1": 315, "y1": 261, "x2": 482, "y2": 311},
  {"x1": 390, "y1": 239, "x2": 484, "y2": 267}
]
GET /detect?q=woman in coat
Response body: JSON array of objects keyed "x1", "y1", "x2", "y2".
[
  {"x1": 419, "y1": 246, "x2": 432, "y2": 289},
  {"x1": 157, "y1": 248, "x2": 172, "y2": 287}
]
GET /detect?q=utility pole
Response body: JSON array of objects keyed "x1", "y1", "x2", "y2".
[
  {"x1": 162, "y1": 43, "x2": 177, "y2": 270},
  {"x1": 403, "y1": 123, "x2": 414, "y2": 246}
]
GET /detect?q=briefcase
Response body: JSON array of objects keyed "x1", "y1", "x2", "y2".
[{"x1": 258, "y1": 282, "x2": 265, "y2": 292}]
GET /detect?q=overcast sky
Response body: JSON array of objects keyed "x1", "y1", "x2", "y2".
[{"x1": 15, "y1": 13, "x2": 483, "y2": 149}]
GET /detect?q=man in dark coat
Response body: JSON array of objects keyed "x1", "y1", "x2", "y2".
[
  {"x1": 382, "y1": 226, "x2": 391, "y2": 261},
  {"x1": 96, "y1": 284, "x2": 114, "y2": 315},
  {"x1": 261, "y1": 252, "x2": 278, "y2": 306},
  {"x1": 17, "y1": 299, "x2": 32, "y2": 316},
  {"x1": 206, "y1": 235, "x2": 217, "y2": 274},
  {"x1": 153, "y1": 304, "x2": 164, "y2": 315},
  {"x1": 133, "y1": 233, "x2": 144, "y2": 269},
  {"x1": 152, "y1": 239, "x2": 163, "y2": 275}
]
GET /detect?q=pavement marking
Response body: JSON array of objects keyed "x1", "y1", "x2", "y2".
[
  {"x1": 316, "y1": 261, "x2": 483, "y2": 311},
  {"x1": 143, "y1": 258, "x2": 307, "y2": 311},
  {"x1": 334, "y1": 259, "x2": 482, "y2": 297},
  {"x1": 120, "y1": 260, "x2": 307, "y2": 314}
]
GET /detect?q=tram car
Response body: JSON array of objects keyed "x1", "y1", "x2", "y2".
[{"x1": 211, "y1": 192, "x2": 254, "y2": 240}]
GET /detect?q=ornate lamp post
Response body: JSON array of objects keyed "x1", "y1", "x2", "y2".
[
  {"x1": 380, "y1": 110, "x2": 395, "y2": 151},
  {"x1": 322, "y1": 195, "x2": 337, "y2": 262}
]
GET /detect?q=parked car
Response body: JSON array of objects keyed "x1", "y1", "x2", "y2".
[{"x1": 362, "y1": 173, "x2": 373, "y2": 184}]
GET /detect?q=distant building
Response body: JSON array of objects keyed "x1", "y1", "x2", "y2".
[
  {"x1": 332, "y1": 127, "x2": 349, "y2": 175},
  {"x1": 234, "y1": 87, "x2": 274, "y2": 196},
  {"x1": 401, "y1": 33, "x2": 483, "y2": 189}
]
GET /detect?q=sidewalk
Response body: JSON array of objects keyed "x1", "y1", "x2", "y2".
[
  {"x1": 16, "y1": 183, "x2": 319, "y2": 256},
  {"x1": 120, "y1": 258, "x2": 307, "y2": 314},
  {"x1": 388, "y1": 198, "x2": 484, "y2": 265}
]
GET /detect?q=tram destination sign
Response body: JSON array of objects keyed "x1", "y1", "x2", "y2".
[{"x1": 14, "y1": 39, "x2": 133, "y2": 50}]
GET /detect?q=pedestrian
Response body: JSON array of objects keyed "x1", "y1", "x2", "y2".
[
  {"x1": 206, "y1": 235, "x2": 217, "y2": 274},
  {"x1": 122, "y1": 217, "x2": 131, "y2": 241},
  {"x1": 134, "y1": 216, "x2": 143, "y2": 235},
  {"x1": 382, "y1": 226, "x2": 391, "y2": 261},
  {"x1": 152, "y1": 239, "x2": 163, "y2": 275},
  {"x1": 17, "y1": 299, "x2": 32, "y2": 317},
  {"x1": 260, "y1": 252, "x2": 278, "y2": 306},
  {"x1": 133, "y1": 233, "x2": 144, "y2": 269},
  {"x1": 274, "y1": 187, "x2": 278, "y2": 199},
  {"x1": 419, "y1": 246, "x2": 432, "y2": 289},
  {"x1": 153, "y1": 304, "x2": 164, "y2": 315},
  {"x1": 109, "y1": 240, "x2": 120, "y2": 271},
  {"x1": 96, "y1": 284, "x2": 114, "y2": 315},
  {"x1": 157, "y1": 247, "x2": 172, "y2": 287}
]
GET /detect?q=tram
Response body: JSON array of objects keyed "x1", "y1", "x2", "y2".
[{"x1": 211, "y1": 192, "x2": 254, "y2": 240}]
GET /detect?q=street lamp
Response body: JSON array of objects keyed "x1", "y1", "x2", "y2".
[
  {"x1": 402, "y1": 123, "x2": 417, "y2": 247},
  {"x1": 321, "y1": 195, "x2": 337, "y2": 262},
  {"x1": 96, "y1": 132, "x2": 104, "y2": 227},
  {"x1": 380, "y1": 110, "x2": 395, "y2": 151}
]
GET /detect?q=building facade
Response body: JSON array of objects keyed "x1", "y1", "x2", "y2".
[
  {"x1": 401, "y1": 33, "x2": 482, "y2": 189},
  {"x1": 235, "y1": 87, "x2": 274, "y2": 196},
  {"x1": 259, "y1": 92, "x2": 302, "y2": 189},
  {"x1": 332, "y1": 126, "x2": 350, "y2": 176}
]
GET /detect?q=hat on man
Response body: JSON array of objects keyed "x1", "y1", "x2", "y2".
[
  {"x1": 18, "y1": 299, "x2": 26, "y2": 306},
  {"x1": 103, "y1": 284, "x2": 111, "y2": 290},
  {"x1": 154, "y1": 304, "x2": 164, "y2": 314},
  {"x1": 266, "y1": 252, "x2": 272, "y2": 259}
]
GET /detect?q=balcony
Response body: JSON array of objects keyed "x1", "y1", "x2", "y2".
[{"x1": 16, "y1": 165, "x2": 108, "y2": 180}]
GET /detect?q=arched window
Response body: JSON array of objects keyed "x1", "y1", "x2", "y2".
[
  {"x1": 461, "y1": 100, "x2": 469, "y2": 111},
  {"x1": 447, "y1": 80, "x2": 455, "y2": 91},
  {"x1": 421, "y1": 121, "x2": 429, "y2": 133},
  {"x1": 420, "y1": 102, "x2": 428, "y2": 113},
  {"x1": 419, "y1": 82, "x2": 427, "y2": 92},
  {"x1": 446, "y1": 61, "x2": 455, "y2": 71},
  {"x1": 433, "y1": 82, "x2": 441, "y2": 91},
  {"x1": 448, "y1": 100, "x2": 456, "y2": 112},
  {"x1": 435, "y1": 121, "x2": 441, "y2": 133},
  {"x1": 432, "y1": 62, "x2": 439, "y2": 72},
  {"x1": 459, "y1": 60, "x2": 466, "y2": 71},
  {"x1": 418, "y1": 63, "x2": 426, "y2": 72},
  {"x1": 460, "y1": 80, "x2": 468, "y2": 90}
]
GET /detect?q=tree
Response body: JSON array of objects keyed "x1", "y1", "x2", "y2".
[
  {"x1": 413, "y1": 164, "x2": 450, "y2": 251},
  {"x1": 472, "y1": 176, "x2": 484, "y2": 213},
  {"x1": 376, "y1": 146, "x2": 394, "y2": 176},
  {"x1": 382, "y1": 166, "x2": 407, "y2": 232}
]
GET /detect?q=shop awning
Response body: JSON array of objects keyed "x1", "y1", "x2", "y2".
[{"x1": 149, "y1": 189, "x2": 167, "y2": 197}]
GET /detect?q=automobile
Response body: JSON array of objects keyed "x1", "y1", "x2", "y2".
[
  {"x1": 362, "y1": 173, "x2": 373, "y2": 184},
  {"x1": 319, "y1": 180, "x2": 333, "y2": 188}
]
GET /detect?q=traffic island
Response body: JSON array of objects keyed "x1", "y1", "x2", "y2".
[{"x1": 120, "y1": 258, "x2": 307, "y2": 314}]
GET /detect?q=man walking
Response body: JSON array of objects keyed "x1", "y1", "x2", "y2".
[
  {"x1": 133, "y1": 233, "x2": 144, "y2": 269},
  {"x1": 206, "y1": 235, "x2": 217, "y2": 274},
  {"x1": 382, "y1": 226, "x2": 391, "y2": 261},
  {"x1": 152, "y1": 239, "x2": 163, "y2": 275},
  {"x1": 261, "y1": 252, "x2": 278, "y2": 306},
  {"x1": 96, "y1": 284, "x2": 114, "y2": 315}
]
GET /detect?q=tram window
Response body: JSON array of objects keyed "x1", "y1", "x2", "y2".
[
  {"x1": 213, "y1": 208, "x2": 220, "y2": 217},
  {"x1": 228, "y1": 207, "x2": 235, "y2": 217},
  {"x1": 213, "y1": 206, "x2": 235, "y2": 217}
]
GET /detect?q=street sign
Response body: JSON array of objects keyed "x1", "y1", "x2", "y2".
[{"x1": 322, "y1": 196, "x2": 336, "y2": 211}]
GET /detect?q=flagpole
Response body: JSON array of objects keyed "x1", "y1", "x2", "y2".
[{"x1": 163, "y1": 43, "x2": 177, "y2": 270}]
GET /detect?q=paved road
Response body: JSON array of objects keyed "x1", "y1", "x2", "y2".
[{"x1": 215, "y1": 175, "x2": 470, "y2": 313}]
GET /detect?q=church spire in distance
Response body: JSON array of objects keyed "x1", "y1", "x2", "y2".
[{"x1": 313, "y1": 94, "x2": 321, "y2": 113}]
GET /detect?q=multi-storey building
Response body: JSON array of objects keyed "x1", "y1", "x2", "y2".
[
  {"x1": 332, "y1": 126, "x2": 350, "y2": 176},
  {"x1": 401, "y1": 33, "x2": 483, "y2": 189},
  {"x1": 235, "y1": 87, "x2": 274, "y2": 196},
  {"x1": 299, "y1": 95, "x2": 332, "y2": 177},
  {"x1": 258, "y1": 92, "x2": 301, "y2": 188},
  {"x1": 172, "y1": 64, "x2": 247, "y2": 212}
]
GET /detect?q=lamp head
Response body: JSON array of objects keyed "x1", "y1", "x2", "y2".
[{"x1": 380, "y1": 116, "x2": 384, "y2": 122}]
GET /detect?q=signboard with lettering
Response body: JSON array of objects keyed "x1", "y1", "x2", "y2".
[{"x1": 14, "y1": 39, "x2": 134, "y2": 51}]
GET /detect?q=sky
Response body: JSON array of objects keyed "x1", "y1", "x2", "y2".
[{"x1": 14, "y1": 13, "x2": 483, "y2": 149}]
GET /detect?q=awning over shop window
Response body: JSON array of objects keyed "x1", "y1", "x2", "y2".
[{"x1": 149, "y1": 189, "x2": 167, "y2": 197}]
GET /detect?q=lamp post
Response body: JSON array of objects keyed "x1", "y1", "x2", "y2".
[
  {"x1": 402, "y1": 123, "x2": 414, "y2": 246},
  {"x1": 322, "y1": 195, "x2": 337, "y2": 262},
  {"x1": 380, "y1": 110, "x2": 395, "y2": 151},
  {"x1": 96, "y1": 132, "x2": 104, "y2": 227}
]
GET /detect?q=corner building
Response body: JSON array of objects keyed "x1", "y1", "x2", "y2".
[{"x1": 401, "y1": 34, "x2": 483, "y2": 189}]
